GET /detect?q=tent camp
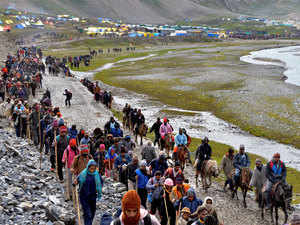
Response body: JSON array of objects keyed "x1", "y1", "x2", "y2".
[
  {"x1": 3, "y1": 25, "x2": 11, "y2": 31},
  {"x1": 32, "y1": 20, "x2": 44, "y2": 28},
  {"x1": 0, "y1": 26, "x2": 4, "y2": 32}
]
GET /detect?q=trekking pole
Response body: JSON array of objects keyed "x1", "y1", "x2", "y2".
[
  {"x1": 75, "y1": 186, "x2": 82, "y2": 225},
  {"x1": 108, "y1": 158, "x2": 111, "y2": 178},
  {"x1": 72, "y1": 175, "x2": 76, "y2": 209},
  {"x1": 20, "y1": 115, "x2": 23, "y2": 138},
  {"x1": 163, "y1": 190, "x2": 170, "y2": 225}
]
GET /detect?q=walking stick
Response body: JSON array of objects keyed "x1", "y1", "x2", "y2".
[
  {"x1": 72, "y1": 175, "x2": 76, "y2": 209},
  {"x1": 20, "y1": 115, "x2": 23, "y2": 138},
  {"x1": 65, "y1": 151, "x2": 70, "y2": 200},
  {"x1": 108, "y1": 158, "x2": 111, "y2": 178},
  {"x1": 26, "y1": 114, "x2": 31, "y2": 141},
  {"x1": 54, "y1": 129, "x2": 59, "y2": 179},
  {"x1": 163, "y1": 190, "x2": 170, "y2": 225},
  {"x1": 75, "y1": 186, "x2": 82, "y2": 225},
  {"x1": 175, "y1": 201, "x2": 182, "y2": 225},
  {"x1": 38, "y1": 111, "x2": 42, "y2": 169}
]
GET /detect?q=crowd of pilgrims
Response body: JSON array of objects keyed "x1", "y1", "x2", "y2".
[{"x1": 0, "y1": 46, "x2": 298, "y2": 225}]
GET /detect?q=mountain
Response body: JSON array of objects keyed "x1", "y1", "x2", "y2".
[{"x1": 2, "y1": 0, "x2": 300, "y2": 23}]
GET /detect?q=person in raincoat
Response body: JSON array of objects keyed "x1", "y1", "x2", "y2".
[
  {"x1": 105, "y1": 146, "x2": 118, "y2": 177},
  {"x1": 74, "y1": 160, "x2": 102, "y2": 225}
]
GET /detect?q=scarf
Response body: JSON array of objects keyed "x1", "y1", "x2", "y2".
[{"x1": 78, "y1": 160, "x2": 102, "y2": 200}]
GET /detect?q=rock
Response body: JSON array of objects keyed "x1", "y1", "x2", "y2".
[
  {"x1": 19, "y1": 202, "x2": 34, "y2": 210},
  {"x1": 49, "y1": 195, "x2": 60, "y2": 205}
]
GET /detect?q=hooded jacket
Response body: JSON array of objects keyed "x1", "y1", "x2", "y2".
[
  {"x1": 62, "y1": 145, "x2": 79, "y2": 169},
  {"x1": 175, "y1": 189, "x2": 203, "y2": 214}
]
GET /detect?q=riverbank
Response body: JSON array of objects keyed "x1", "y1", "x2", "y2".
[{"x1": 90, "y1": 39, "x2": 300, "y2": 150}]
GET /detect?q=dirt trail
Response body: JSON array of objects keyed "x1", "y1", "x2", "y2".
[
  {"x1": 40, "y1": 71, "x2": 292, "y2": 225},
  {"x1": 41, "y1": 75, "x2": 112, "y2": 130}
]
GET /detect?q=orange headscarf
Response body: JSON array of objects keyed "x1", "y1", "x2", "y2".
[{"x1": 121, "y1": 190, "x2": 141, "y2": 225}]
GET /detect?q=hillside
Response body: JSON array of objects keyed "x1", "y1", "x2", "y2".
[{"x1": 2, "y1": 0, "x2": 300, "y2": 23}]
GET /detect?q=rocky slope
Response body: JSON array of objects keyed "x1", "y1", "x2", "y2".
[{"x1": 3, "y1": 0, "x2": 300, "y2": 23}]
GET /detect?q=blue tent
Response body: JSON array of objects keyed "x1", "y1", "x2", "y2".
[
  {"x1": 128, "y1": 33, "x2": 137, "y2": 38},
  {"x1": 0, "y1": 20, "x2": 2, "y2": 24},
  {"x1": 15, "y1": 24, "x2": 25, "y2": 29}
]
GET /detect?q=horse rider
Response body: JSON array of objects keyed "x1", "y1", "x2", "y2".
[
  {"x1": 233, "y1": 144, "x2": 251, "y2": 185},
  {"x1": 195, "y1": 137, "x2": 212, "y2": 184},
  {"x1": 182, "y1": 128, "x2": 192, "y2": 164},
  {"x1": 174, "y1": 128, "x2": 187, "y2": 161},
  {"x1": 159, "y1": 117, "x2": 173, "y2": 150},
  {"x1": 264, "y1": 152, "x2": 287, "y2": 210},
  {"x1": 150, "y1": 117, "x2": 162, "y2": 147}
]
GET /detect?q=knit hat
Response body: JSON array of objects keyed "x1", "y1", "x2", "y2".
[
  {"x1": 99, "y1": 144, "x2": 105, "y2": 151},
  {"x1": 69, "y1": 138, "x2": 77, "y2": 147},
  {"x1": 122, "y1": 190, "x2": 141, "y2": 212},
  {"x1": 163, "y1": 117, "x2": 167, "y2": 123},
  {"x1": 60, "y1": 126, "x2": 67, "y2": 133},
  {"x1": 80, "y1": 144, "x2": 89, "y2": 154},
  {"x1": 53, "y1": 120, "x2": 58, "y2": 128},
  {"x1": 273, "y1": 152, "x2": 280, "y2": 158},
  {"x1": 290, "y1": 213, "x2": 300, "y2": 223},
  {"x1": 121, "y1": 190, "x2": 141, "y2": 225}
]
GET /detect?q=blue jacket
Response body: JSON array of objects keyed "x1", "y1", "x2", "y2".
[
  {"x1": 175, "y1": 133, "x2": 187, "y2": 146},
  {"x1": 175, "y1": 189, "x2": 202, "y2": 214},
  {"x1": 111, "y1": 128, "x2": 123, "y2": 138},
  {"x1": 68, "y1": 128, "x2": 78, "y2": 139},
  {"x1": 135, "y1": 168, "x2": 149, "y2": 189},
  {"x1": 233, "y1": 153, "x2": 250, "y2": 169},
  {"x1": 114, "y1": 154, "x2": 132, "y2": 168}
]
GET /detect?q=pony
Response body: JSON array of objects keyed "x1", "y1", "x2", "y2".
[
  {"x1": 134, "y1": 123, "x2": 148, "y2": 146},
  {"x1": 231, "y1": 167, "x2": 251, "y2": 208},
  {"x1": 177, "y1": 145, "x2": 189, "y2": 171},
  {"x1": 201, "y1": 160, "x2": 219, "y2": 191},
  {"x1": 161, "y1": 132, "x2": 174, "y2": 159},
  {"x1": 261, "y1": 182, "x2": 292, "y2": 225}
]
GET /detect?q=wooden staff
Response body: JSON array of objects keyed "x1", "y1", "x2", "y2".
[
  {"x1": 26, "y1": 114, "x2": 31, "y2": 141},
  {"x1": 38, "y1": 110, "x2": 42, "y2": 169},
  {"x1": 75, "y1": 186, "x2": 82, "y2": 225},
  {"x1": 175, "y1": 201, "x2": 182, "y2": 225},
  {"x1": 163, "y1": 189, "x2": 170, "y2": 225},
  {"x1": 65, "y1": 150, "x2": 70, "y2": 200},
  {"x1": 54, "y1": 129, "x2": 59, "y2": 179},
  {"x1": 20, "y1": 115, "x2": 23, "y2": 138},
  {"x1": 72, "y1": 174, "x2": 76, "y2": 209}
]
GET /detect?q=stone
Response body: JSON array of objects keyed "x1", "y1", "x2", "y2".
[{"x1": 19, "y1": 202, "x2": 34, "y2": 210}]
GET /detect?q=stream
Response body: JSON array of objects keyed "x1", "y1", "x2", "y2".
[{"x1": 71, "y1": 54, "x2": 300, "y2": 171}]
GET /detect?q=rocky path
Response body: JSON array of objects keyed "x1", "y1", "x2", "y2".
[{"x1": 41, "y1": 70, "x2": 293, "y2": 225}]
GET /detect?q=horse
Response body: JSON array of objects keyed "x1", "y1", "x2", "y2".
[
  {"x1": 161, "y1": 132, "x2": 174, "y2": 159},
  {"x1": 261, "y1": 182, "x2": 292, "y2": 225},
  {"x1": 231, "y1": 167, "x2": 251, "y2": 208},
  {"x1": 122, "y1": 114, "x2": 130, "y2": 130},
  {"x1": 176, "y1": 145, "x2": 188, "y2": 171},
  {"x1": 134, "y1": 123, "x2": 148, "y2": 146},
  {"x1": 201, "y1": 160, "x2": 219, "y2": 191}
]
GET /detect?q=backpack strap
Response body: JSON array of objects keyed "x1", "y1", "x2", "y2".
[
  {"x1": 143, "y1": 214, "x2": 152, "y2": 225},
  {"x1": 113, "y1": 218, "x2": 121, "y2": 225}
]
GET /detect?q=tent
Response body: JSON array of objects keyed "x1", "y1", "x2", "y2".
[
  {"x1": 15, "y1": 24, "x2": 25, "y2": 29},
  {"x1": 32, "y1": 20, "x2": 44, "y2": 27},
  {"x1": 3, "y1": 25, "x2": 11, "y2": 31},
  {"x1": 0, "y1": 26, "x2": 4, "y2": 32}
]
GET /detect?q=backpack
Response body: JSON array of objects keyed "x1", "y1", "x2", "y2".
[
  {"x1": 113, "y1": 214, "x2": 152, "y2": 225},
  {"x1": 68, "y1": 91, "x2": 73, "y2": 99},
  {"x1": 100, "y1": 213, "x2": 113, "y2": 225}
]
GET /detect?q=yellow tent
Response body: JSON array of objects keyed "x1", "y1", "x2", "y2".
[{"x1": 5, "y1": 19, "x2": 14, "y2": 24}]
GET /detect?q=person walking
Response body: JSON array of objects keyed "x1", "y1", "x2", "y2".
[
  {"x1": 111, "y1": 190, "x2": 160, "y2": 225},
  {"x1": 141, "y1": 141, "x2": 157, "y2": 165},
  {"x1": 135, "y1": 160, "x2": 149, "y2": 209},
  {"x1": 62, "y1": 138, "x2": 79, "y2": 200},
  {"x1": 74, "y1": 160, "x2": 102, "y2": 225},
  {"x1": 56, "y1": 125, "x2": 70, "y2": 182},
  {"x1": 220, "y1": 148, "x2": 234, "y2": 191},
  {"x1": 63, "y1": 89, "x2": 72, "y2": 107}
]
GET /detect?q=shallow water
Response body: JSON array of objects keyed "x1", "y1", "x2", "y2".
[
  {"x1": 71, "y1": 53, "x2": 300, "y2": 171},
  {"x1": 241, "y1": 46, "x2": 300, "y2": 86}
]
